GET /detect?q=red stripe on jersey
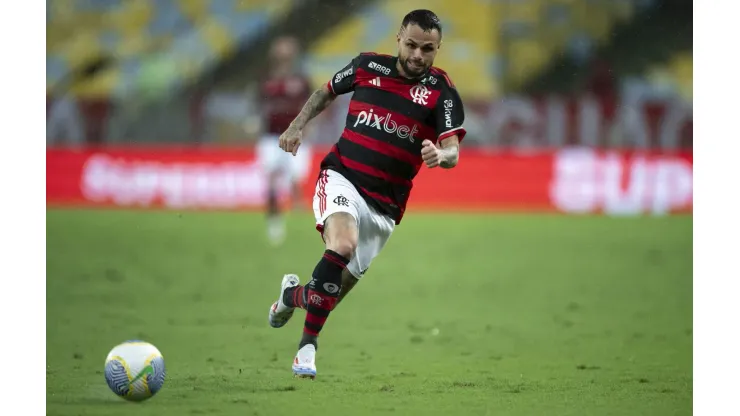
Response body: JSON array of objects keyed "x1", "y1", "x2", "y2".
[
  {"x1": 342, "y1": 129, "x2": 421, "y2": 166},
  {"x1": 339, "y1": 155, "x2": 412, "y2": 185},
  {"x1": 348, "y1": 101, "x2": 436, "y2": 141},
  {"x1": 326, "y1": 80, "x2": 336, "y2": 95},
  {"x1": 360, "y1": 52, "x2": 394, "y2": 59},
  {"x1": 358, "y1": 186, "x2": 396, "y2": 205},
  {"x1": 355, "y1": 68, "x2": 441, "y2": 111},
  {"x1": 430, "y1": 67, "x2": 455, "y2": 88},
  {"x1": 438, "y1": 127, "x2": 467, "y2": 143}
]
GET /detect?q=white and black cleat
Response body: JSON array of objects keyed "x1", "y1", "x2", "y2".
[{"x1": 268, "y1": 274, "x2": 300, "y2": 328}]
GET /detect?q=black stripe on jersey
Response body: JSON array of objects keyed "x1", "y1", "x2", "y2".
[
  {"x1": 351, "y1": 87, "x2": 434, "y2": 127},
  {"x1": 336, "y1": 138, "x2": 418, "y2": 181},
  {"x1": 322, "y1": 156, "x2": 408, "y2": 220},
  {"x1": 323, "y1": 152, "x2": 401, "y2": 197}
]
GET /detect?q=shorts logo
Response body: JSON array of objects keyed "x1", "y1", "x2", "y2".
[
  {"x1": 410, "y1": 84, "x2": 431, "y2": 105},
  {"x1": 323, "y1": 283, "x2": 340, "y2": 294},
  {"x1": 333, "y1": 195, "x2": 349, "y2": 207}
]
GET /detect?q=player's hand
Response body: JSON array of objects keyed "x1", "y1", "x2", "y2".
[
  {"x1": 279, "y1": 127, "x2": 302, "y2": 156},
  {"x1": 421, "y1": 139, "x2": 443, "y2": 168}
]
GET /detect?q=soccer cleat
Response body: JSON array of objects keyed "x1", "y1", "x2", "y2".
[
  {"x1": 292, "y1": 344, "x2": 317, "y2": 379},
  {"x1": 268, "y1": 274, "x2": 300, "y2": 328}
]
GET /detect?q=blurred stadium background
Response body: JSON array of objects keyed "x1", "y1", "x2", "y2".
[
  {"x1": 45, "y1": 0, "x2": 692, "y2": 143},
  {"x1": 46, "y1": 1, "x2": 693, "y2": 414},
  {"x1": 46, "y1": 0, "x2": 692, "y2": 214}
]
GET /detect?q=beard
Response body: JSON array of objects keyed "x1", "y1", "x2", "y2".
[{"x1": 399, "y1": 56, "x2": 428, "y2": 78}]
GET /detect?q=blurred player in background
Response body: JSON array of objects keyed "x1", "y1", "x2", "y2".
[
  {"x1": 267, "y1": 10, "x2": 466, "y2": 379},
  {"x1": 254, "y1": 36, "x2": 313, "y2": 246}
]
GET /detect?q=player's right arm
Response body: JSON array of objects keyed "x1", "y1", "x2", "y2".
[
  {"x1": 287, "y1": 84, "x2": 336, "y2": 133},
  {"x1": 279, "y1": 84, "x2": 334, "y2": 155},
  {"x1": 279, "y1": 55, "x2": 362, "y2": 155}
]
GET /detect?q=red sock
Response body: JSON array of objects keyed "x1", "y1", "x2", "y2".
[
  {"x1": 290, "y1": 286, "x2": 306, "y2": 309},
  {"x1": 300, "y1": 250, "x2": 348, "y2": 348}
]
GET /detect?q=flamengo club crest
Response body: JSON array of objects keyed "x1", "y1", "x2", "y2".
[{"x1": 410, "y1": 84, "x2": 431, "y2": 105}]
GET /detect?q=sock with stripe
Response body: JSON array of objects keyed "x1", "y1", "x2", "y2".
[
  {"x1": 283, "y1": 285, "x2": 307, "y2": 309},
  {"x1": 299, "y1": 249, "x2": 348, "y2": 349}
]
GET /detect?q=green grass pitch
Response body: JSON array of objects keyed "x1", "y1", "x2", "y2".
[{"x1": 46, "y1": 209, "x2": 692, "y2": 416}]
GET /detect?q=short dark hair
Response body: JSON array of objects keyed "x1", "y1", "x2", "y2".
[{"x1": 400, "y1": 9, "x2": 442, "y2": 38}]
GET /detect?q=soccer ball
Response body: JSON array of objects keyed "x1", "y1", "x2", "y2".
[{"x1": 104, "y1": 340, "x2": 166, "y2": 402}]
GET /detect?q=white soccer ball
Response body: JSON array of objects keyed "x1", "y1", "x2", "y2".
[{"x1": 104, "y1": 340, "x2": 166, "y2": 402}]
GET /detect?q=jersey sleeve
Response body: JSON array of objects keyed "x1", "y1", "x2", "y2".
[
  {"x1": 327, "y1": 55, "x2": 361, "y2": 95},
  {"x1": 435, "y1": 84, "x2": 467, "y2": 142}
]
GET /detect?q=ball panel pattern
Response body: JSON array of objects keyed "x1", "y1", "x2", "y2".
[
  {"x1": 104, "y1": 341, "x2": 165, "y2": 402},
  {"x1": 104, "y1": 358, "x2": 131, "y2": 397},
  {"x1": 147, "y1": 355, "x2": 166, "y2": 395}
]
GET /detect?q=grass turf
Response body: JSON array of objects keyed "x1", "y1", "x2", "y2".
[{"x1": 46, "y1": 210, "x2": 692, "y2": 416}]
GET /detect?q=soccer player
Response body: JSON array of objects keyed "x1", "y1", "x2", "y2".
[
  {"x1": 268, "y1": 9, "x2": 466, "y2": 378},
  {"x1": 255, "y1": 36, "x2": 313, "y2": 246}
]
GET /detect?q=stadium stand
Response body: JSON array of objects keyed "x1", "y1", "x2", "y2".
[
  {"x1": 645, "y1": 52, "x2": 693, "y2": 101},
  {"x1": 48, "y1": 1, "x2": 646, "y2": 101},
  {"x1": 46, "y1": 0, "x2": 123, "y2": 91},
  {"x1": 47, "y1": 0, "x2": 295, "y2": 99},
  {"x1": 305, "y1": 0, "x2": 503, "y2": 101},
  {"x1": 501, "y1": 0, "x2": 636, "y2": 90},
  {"x1": 304, "y1": 0, "x2": 639, "y2": 99}
]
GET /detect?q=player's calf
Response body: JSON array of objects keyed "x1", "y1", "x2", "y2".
[
  {"x1": 299, "y1": 212, "x2": 357, "y2": 349},
  {"x1": 300, "y1": 249, "x2": 349, "y2": 348},
  {"x1": 336, "y1": 269, "x2": 359, "y2": 307},
  {"x1": 265, "y1": 171, "x2": 285, "y2": 246},
  {"x1": 283, "y1": 249, "x2": 359, "y2": 312}
]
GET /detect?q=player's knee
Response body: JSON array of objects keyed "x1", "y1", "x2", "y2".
[
  {"x1": 327, "y1": 235, "x2": 357, "y2": 259},
  {"x1": 324, "y1": 212, "x2": 358, "y2": 258}
]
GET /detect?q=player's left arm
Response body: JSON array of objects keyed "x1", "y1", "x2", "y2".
[
  {"x1": 421, "y1": 134, "x2": 459, "y2": 169},
  {"x1": 437, "y1": 135, "x2": 460, "y2": 168},
  {"x1": 423, "y1": 79, "x2": 466, "y2": 169}
]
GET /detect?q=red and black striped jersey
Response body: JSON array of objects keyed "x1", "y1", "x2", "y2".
[
  {"x1": 259, "y1": 74, "x2": 312, "y2": 135},
  {"x1": 322, "y1": 52, "x2": 467, "y2": 224}
]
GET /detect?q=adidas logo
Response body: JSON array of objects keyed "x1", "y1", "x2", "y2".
[{"x1": 369, "y1": 77, "x2": 381, "y2": 87}]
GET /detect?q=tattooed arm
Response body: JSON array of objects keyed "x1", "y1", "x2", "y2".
[
  {"x1": 289, "y1": 84, "x2": 336, "y2": 131},
  {"x1": 438, "y1": 135, "x2": 460, "y2": 169},
  {"x1": 279, "y1": 84, "x2": 336, "y2": 154},
  {"x1": 421, "y1": 135, "x2": 460, "y2": 169},
  {"x1": 432, "y1": 76, "x2": 466, "y2": 168}
]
